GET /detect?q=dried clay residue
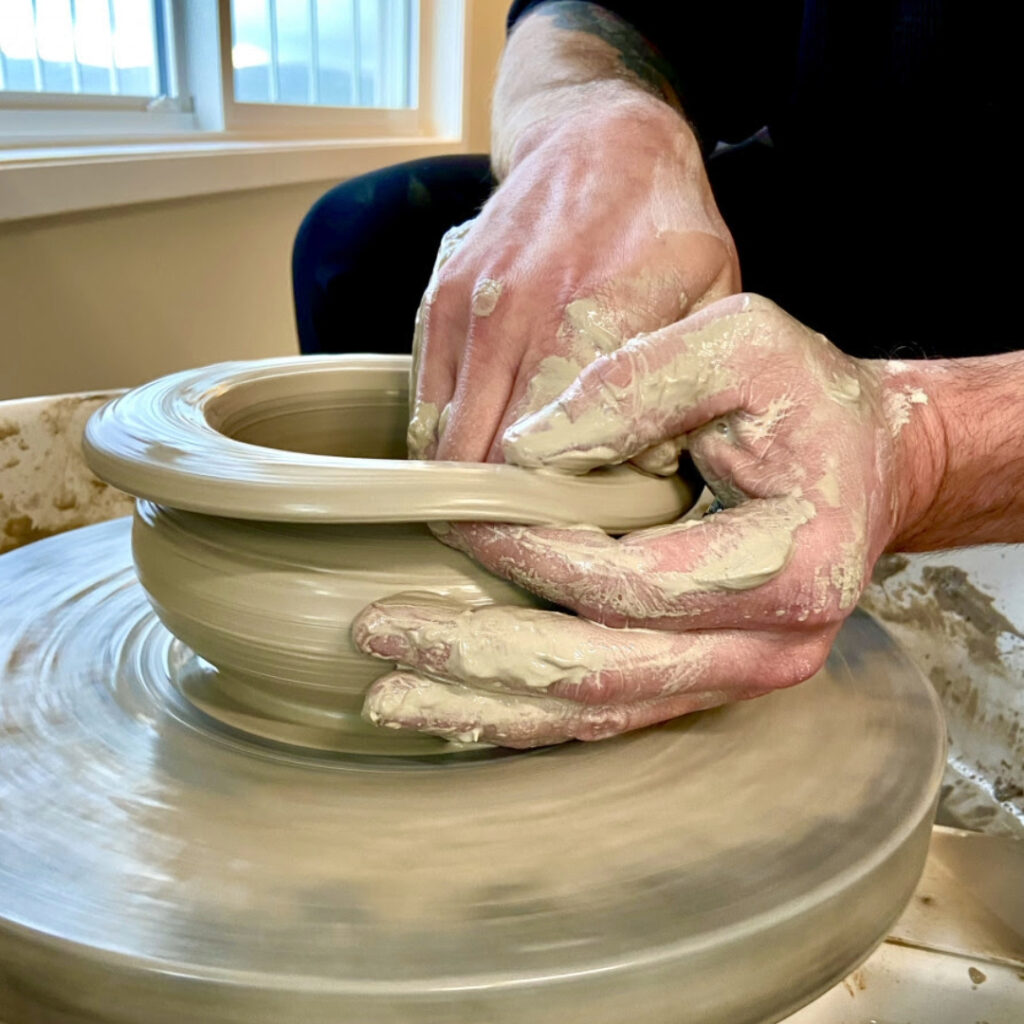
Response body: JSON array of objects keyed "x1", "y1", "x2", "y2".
[
  {"x1": 924, "y1": 565, "x2": 1023, "y2": 654},
  {"x1": 841, "y1": 969, "x2": 867, "y2": 997},
  {"x1": 870, "y1": 553, "x2": 909, "y2": 585},
  {"x1": 865, "y1": 561, "x2": 1022, "y2": 666},
  {"x1": 0, "y1": 392, "x2": 134, "y2": 554},
  {"x1": 863, "y1": 556, "x2": 1024, "y2": 836},
  {"x1": 2, "y1": 514, "x2": 94, "y2": 554}
]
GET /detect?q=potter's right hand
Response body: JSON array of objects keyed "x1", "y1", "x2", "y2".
[
  {"x1": 407, "y1": 89, "x2": 738, "y2": 468},
  {"x1": 353, "y1": 295, "x2": 946, "y2": 748},
  {"x1": 353, "y1": 592, "x2": 743, "y2": 747}
]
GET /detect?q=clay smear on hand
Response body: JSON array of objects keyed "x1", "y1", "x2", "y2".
[
  {"x1": 470, "y1": 278, "x2": 504, "y2": 318},
  {"x1": 498, "y1": 295, "x2": 931, "y2": 622},
  {"x1": 385, "y1": 294, "x2": 938, "y2": 748},
  {"x1": 363, "y1": 672, "x2": 608, "y2": 747},
  {"x1": 502, "y1": 298, "x2": 754, "y2": 473},
  {"x1": 353, "y1": 590, "x2": 748, "y2": 700},
  {"x1": 880, "y1": 360, "x2": 929, "y2": 438},
  {"x1": 446, "y1": 499, "x2": 812, "y2": 627},
  {"x1": 408, "y1": 219, "x2": 476, "y2": 458}
]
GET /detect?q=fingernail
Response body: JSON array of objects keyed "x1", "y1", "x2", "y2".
[
  {"x1": 407, "y1": 400, "x2": 440, "y2": 458},
  {"x1": 503, "y1": 407, "x2": 607, "y2": 472},
  {"x1": 503, "y1": 399, "x2": 625, "y2": 474},
  {"x1": 501, "y1": 408, "x2": 553, "y2": 467},
  {"x1": 351, "y1": 606, "x2": 408, "y2": 660}
]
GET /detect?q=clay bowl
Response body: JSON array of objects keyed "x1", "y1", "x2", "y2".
[{"x1": 84, "y1": 355, "x2": 691, "y2": 755}]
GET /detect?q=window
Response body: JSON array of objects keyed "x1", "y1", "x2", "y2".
[
  {"x1": 0, "y1": 0, "x2": 462, "y2": 141},
  {"x1": 0, "y1": 0, "x2": 192, "y2": 140},
  {"x1": 0, "y1": 0, "x2": 167, "y2": 98},
  {"x1": 230, "y1": 0, "x2": 416, "y2": 110},
  {"x1": 0, "y1": 0, "x2": 468, "y2": 222}
]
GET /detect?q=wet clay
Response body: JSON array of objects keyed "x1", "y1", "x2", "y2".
[
  {"x1": 0, "y1": 520, "x2": 946, "y2": 1023},
  {"x1": 84, "y1": 355, "x2": 691, "y2": 532},
  {"x1": 132, "y1": 501, "x2": 547, "y2": 754},
  {"x1": 83, "y1": 355, "x2": 691, "y2": 755},
  {"x1": 863, "y1": 553, "x2": 1024, "y2": 836}
]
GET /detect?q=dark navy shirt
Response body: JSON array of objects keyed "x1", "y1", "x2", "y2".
[
  {"x1": 506, "y1": 2, "x2": 1015, "y2": 357},
  {"x1": 508, "y1": 2, "x2": 1005, "y2": 158}
]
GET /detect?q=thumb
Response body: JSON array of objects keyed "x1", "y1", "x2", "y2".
[{"x1": 502, "y1": 294, "x2": 773, "y2": 473}]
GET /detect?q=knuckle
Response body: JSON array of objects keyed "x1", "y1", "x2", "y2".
[
  {"x1": 770, "y1": 637, "x2": 833, "y2": 689},
  {"x1": 738, "y1": 292, "x2": 779, "y2": 316},
  {"x1": 734, "y1": 293, "x2": 802, "y2": 349},
  {"x1": 588, "y1": 343, "x2": 640, "y2": 395},
  {"x1": 350, "y1": 604, "x2": 386, "y2": 650},
  {"x1": 575, "y1": 705, "x2": 632, "y2": 742}
]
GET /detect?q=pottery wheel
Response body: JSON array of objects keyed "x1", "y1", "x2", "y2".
[{"x1": 0, "y1": 519, "x2": 944, "y2": 1024}]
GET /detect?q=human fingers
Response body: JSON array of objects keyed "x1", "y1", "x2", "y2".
[
  {"x1": 501, "y1": 293, "x2": 786, "y2": 472},
  {"x1": 434, "y1": 261, "x2": 699, "y2": 464},
  {"x1": 407, "y1": 221, "x2": 474, "y2": 458},
  {"x1": 470, "y1": 244, "x2": 739, "y2": 466},
  {"x1": 362, "y1": 672, "x2": 729, "y2": 748},
  {"x1": 433, "y1": 290, "x2": 559, "y2": 462},
  {"x1": 440, "y1": 497, "x2": 841, "y2": 631},
  {"x1": 353, "y1": 592, "x2": 831, "y2": 704}
]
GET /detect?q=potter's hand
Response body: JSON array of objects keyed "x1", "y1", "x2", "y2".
[
  {"x1": 407, "y1": 8, "x2": 738, "y2": 467},
  {"x1": 355, "y1": 295, "x2": 946, "y2": 748}
]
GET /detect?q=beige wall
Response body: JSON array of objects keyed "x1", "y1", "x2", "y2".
[
  {"x1": 466, "y1": 0, "x2": 506, "y2": 155},
  {"x1": 1, "y1": 182, "x2": 332, "y2": 399},
  {"x1": 0, "y1": 3, "x2": 506, "y2": 401}
]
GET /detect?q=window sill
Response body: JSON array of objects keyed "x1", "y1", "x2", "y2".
[{"x1": 0, "y1": 133, "x2": 469, "y2": 223}]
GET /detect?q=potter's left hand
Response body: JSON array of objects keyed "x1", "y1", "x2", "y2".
[{"x1": 354, "y1": 294, "x2": 944, "y2": 748}]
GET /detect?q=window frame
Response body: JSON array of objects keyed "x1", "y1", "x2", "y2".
[
  {"x1": 0, "y1": 0, "x2": 471, "y2": 223},
  {"x1": 222, "y1": 0, "x2": 421, "y2": 136},
  {"x1": 0, "y1": 0, "x2": 194, "y2": 145},
  {"x1": 215, "y1": 0, "x2": 464, "y2": 140},
  {"x1": 0, "y1": 0, "x2": 465, "y2": 146},
  {"x1": 0, "y1": 94, "x2": 197, "y2": 145}
]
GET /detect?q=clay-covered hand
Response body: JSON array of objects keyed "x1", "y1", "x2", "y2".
[
  {"x1": 355, "y1": 295, "x2": 940, "y2": 748},
  {"x1": 407, "y1": 93, "x2": 739, "y2": 470}
]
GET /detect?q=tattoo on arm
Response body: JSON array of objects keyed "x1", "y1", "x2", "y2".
[{"x1": 535, "y1": 1, "x2": 680, "y2": 102}]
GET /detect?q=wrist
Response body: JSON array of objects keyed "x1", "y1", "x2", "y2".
[
  {"x1": 879, "y1": 362, "x2": 949, "y2": 550},
  {"x1": 499, "y1": 82, "x2": 696, "y2": 179},
  {"x1": 493, "y1": 2, "x2": 690, "y2": 179},
  {"x1": 883, "y1": 352, "x2": 1024, "y2": 550}
]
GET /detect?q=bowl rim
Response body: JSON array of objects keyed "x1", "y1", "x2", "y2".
[{"x1": 83, "y1": 354, "x2": 691, "y2": 529}]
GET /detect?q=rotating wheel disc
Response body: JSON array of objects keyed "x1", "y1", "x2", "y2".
[{"x1": 0, "y1": 520, "x2": 944, "y2": 1024}]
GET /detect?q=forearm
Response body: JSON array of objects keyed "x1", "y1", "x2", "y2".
[
  {"x1": 888, "y1": 352, "x2": 1024, "y2": 549},
  {"x1": 492, "y1": 1, "x2": 690, "y2": 178}
]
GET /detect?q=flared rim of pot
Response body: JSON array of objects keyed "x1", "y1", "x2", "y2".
[{"x1": 83, "y1": 354, "x2": 692, "y2": 528}]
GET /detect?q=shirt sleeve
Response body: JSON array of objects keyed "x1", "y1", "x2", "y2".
[{"x1": 506, "y1": 1, "x2": 803, "y2": 149}]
